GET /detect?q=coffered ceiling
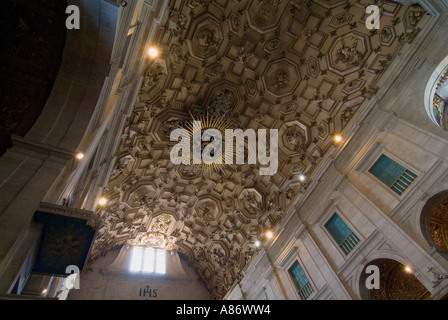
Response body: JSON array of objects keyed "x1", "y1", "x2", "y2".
[{"x1": 90, "y1": 0, "x2": 426, "y2": 299}]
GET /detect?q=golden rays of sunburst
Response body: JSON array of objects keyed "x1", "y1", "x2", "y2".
[{"x1": 184, "y1": 111, "x2": 235, "y2": 175}]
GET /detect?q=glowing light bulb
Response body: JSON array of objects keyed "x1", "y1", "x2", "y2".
[
  {"x1": 405, "y1": 266, "x2": 413, "y2": 273},
  {"x1": 333, "y1": 134, "x2": 343, "y2": 144},
  {"x1": 148, "y1": 47, "x2": 159, "y2": 58},
  {"x1": 298, "y1": 174, "x2": 307, "y2": 183},
  {"x1": 266, "y1": 231, "x2": 273, "y2": 239},
  {"x1": 42, "y1": 289, "x2": 47, "y2": 294},
  {"x1": 98, "y1": 197, "x2": 108, "y2": 206},
  {"x1": 76, "y1": 153, "x2": 84, "y2": 160},
  {"x1": 255, "y1": 240, "x2": 261, "y2": 247}
]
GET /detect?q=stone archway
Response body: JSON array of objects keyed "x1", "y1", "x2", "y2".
[
  {"x1": 420, "y1": 190, "x2": 448, "y2": 257},
  {"x1": 359, "y1": 259, "x2": 430, "y2": 300},
  {"x1": 425, "y1": 55, "x2": 448, "y2": 131}
]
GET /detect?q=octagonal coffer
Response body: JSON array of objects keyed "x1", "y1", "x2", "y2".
[{"x1": 262, "y1": 58, "x2": 301, "y2": 98}]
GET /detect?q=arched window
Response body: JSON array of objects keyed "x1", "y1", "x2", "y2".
[{"x1": 425, "y1": 56, "x2": 448, "y2": 130}]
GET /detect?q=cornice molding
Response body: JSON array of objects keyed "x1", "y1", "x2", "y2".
[
  {"x1": 38, "y1": 202, "x2": 101, "y2": 229},
  {"x1": 11, "y1": 135, "x2": 76, "y2": 161}
]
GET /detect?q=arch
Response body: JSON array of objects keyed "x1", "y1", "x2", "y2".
[
  {"x1": 0, "y1": 0, "x2": 67, "y2": 156},
  {"x1": 0, "y1": 0, "x2": 118, "y2": 294},
  {"x1": 353, "y1": 250, "x2": 409, "y2": 299},
  {"x1": 359, "y1": 258, "x2": 430, "y2": 300},
  {"x1": 424, "y1": 55, "x2": 448, "y2": 130},
  {"x1": 27, "y1": 0, "x2": 117, "y2": 150},
  {"x1": 411, "y1": 182, "x2": 448, "y2": 249},
  {"x1": 420, "y1": 190, "x2": 448, "y2": 259}
]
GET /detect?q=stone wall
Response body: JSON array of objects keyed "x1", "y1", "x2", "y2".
[
  {"x1": 0, "y1": 0, "x2": 118, "y2": 294},
  {"x1": 0, "y1": 0, "x2": 170, "y2": 296},
  {"x1": 226, "y1": 12, "x2": 448, "y2": 301},
  {"x1": 68, "y1": 247, "x2": 211, "y2": 300}
]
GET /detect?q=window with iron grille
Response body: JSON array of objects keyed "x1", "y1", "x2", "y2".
[
  {"x1": 288, "y1": 260, "x2": 314, "y2": 300},
  {"x1": 325, "y1": 213, "x2": 360, "y2": 255},
  {"x1": 369, "y1": 154, "x2": 417, "y2": 196}
]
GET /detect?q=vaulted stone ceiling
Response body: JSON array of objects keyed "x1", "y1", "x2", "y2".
[
  {"x1": 0, "y1": 0, "x2": 67, "y2": 155},
  {"x1": 89, "y1": 0, "x2": 426, "y2": 299}
]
